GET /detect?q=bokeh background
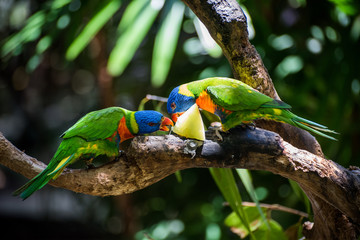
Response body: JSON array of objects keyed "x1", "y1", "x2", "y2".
[{"x1": 0, "y1": 0, "x2": 359, "y2": 239}]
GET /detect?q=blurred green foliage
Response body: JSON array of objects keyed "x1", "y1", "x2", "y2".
[{"x1": 0, "y1": 0, "x2": 359, "y2": 239}]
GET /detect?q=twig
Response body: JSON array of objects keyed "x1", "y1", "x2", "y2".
[
  {"x1": 145, "y1": 94, "x2": 168, "y2": 103},
  {"x1": 241, "y1": 201, "x2": 309, "y2": 218}
]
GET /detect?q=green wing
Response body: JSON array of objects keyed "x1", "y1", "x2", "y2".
[
  {"x1": 61, "y1": 107, "x2": 129, "y2": 141},
  {"x1": 205, "y1": 80, "x2": 291, "y2": 111}
]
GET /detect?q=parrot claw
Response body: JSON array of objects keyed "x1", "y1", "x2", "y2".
[
  {"x1": 184, "y1": 140, "x2": 203, "y2": 158},
  {"x1": 208, "y1": 122, "x2": 224, "y2": 141}
]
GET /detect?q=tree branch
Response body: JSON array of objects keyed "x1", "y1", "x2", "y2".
[
  {"x1": 1, "y1": 130, "x2": 359, "y2": 225},
  {"x1": 2, "y1": 1, "x2": 358, "y2": 239},
  {"x1": 240, "y1": 202, "x2": 309, "y2": 218},
  {"x1": 181, "y1": 1, "x2": 358, "y2": 238},
  {"x1": 183, "y1": 0, "x2": 323, "y2": 156}
]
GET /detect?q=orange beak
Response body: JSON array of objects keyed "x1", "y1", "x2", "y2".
[
  {"x1": 160, "y1": 117, "x2": 174, "y2": 131},
  {"x1": 171, "y1": 112, "x2": 184, "y2": 123}
]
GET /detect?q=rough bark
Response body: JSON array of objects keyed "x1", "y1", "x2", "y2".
[
  {"x1": 1, "y1": 0, "x2": 359, "y2": 239},
  {"x1": 1, "y1": 129, "x2": 359, "y2": 239},
  {"x1": 183, "y1": 0, "x2": 323, "y2": 156},
  {"x1": 182, "y1": 0, "x2": 358, "y2": 239}
]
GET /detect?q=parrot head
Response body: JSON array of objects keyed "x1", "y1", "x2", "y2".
[
  {"x1": 167, "y1": 86, "x2": 196, "y2": 122},
  {"x1": 134, "y1": 111, "x2": 173, "y2": 134}
]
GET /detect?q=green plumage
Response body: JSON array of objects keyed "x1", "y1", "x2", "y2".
[
  {"x1": 14, "y1": 107, "x2": 135, "y2": 200},
  {"x1": 62, "y1": 107, "x2": 134, "y2": 140},
  {"x1": 177, "y1": 78, "x2": 337, "y2": 140}
]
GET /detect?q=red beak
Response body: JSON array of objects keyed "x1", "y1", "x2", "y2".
[
  {"x1": 171, "y1": 112, "x2": 184, "y2": 123},
  {"x1": 160, "y1": 117, "x2": 174, "y2": 131}
]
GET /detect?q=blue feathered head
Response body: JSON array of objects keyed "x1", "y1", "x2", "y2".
[
  {"x1": 167, "y1": 86, "x2": 196, "y2": 122},
  {"x1": 134, "y1": 111, "x2": 173, "y2": 134}
]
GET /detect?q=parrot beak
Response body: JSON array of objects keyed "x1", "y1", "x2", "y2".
[
  {"x1": 171, "y1": 112, "x2": 184, "y2": 123},
  {"x1": 160, "y1": 117, "x2": 174, "y2": 131}
]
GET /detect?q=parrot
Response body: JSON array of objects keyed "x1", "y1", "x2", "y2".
[
  {"x1": 13, "y1": 107, "x2": 173, "y2": 200},
  {"x1": 167, "y1": 77, "x2": 336, "y2": 140}
]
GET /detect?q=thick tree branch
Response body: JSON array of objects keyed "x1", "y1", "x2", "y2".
[
  {"x1": 183, "y1": 0, "x2": 323, "y2": 156},
  {"x1": 2, "y1": 1, "x2": 357, "y2": 239},
  {"x1": 1, "y1": 131, "x2": 359, "y2": 226},
  {"x1": 181, "y1": 1, "x2": 357, "y2": 238}
]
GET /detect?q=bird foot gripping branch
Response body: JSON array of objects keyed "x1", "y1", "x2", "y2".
[
  {"x1": 183, "y1": 139, "x2": 203, "y2": 159},
  {"x1": 208, "y1": 122, "x2": 224, "y2": 141}
]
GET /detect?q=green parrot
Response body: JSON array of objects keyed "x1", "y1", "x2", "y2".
[
  {"x1": 167, "y1": 77, "x2": 336, "y2": 140},
  {"x1": 14, "y1": 107, "x2": 173, "y2": 199}
]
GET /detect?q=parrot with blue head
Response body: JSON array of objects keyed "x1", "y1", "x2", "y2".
[
  {"x1": 167, "y1": 77, "x2": 336, "y2": 140},
  {"x1": 14, "y1": 107, "x2": 173, "y2": 199}
]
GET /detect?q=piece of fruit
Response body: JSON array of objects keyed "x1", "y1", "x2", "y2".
[{"x1": 173, "y1": 104, "x2": 205, "y2": 141}]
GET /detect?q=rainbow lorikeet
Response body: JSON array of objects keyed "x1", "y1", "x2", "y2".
[
  {"x1": 14, "y1": 107, "x2": 173, "y2": 199},
  {"x1": 167, "y1": 77, "x2": 336, "y2": 140}
]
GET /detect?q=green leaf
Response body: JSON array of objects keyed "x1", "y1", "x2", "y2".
[
  {"x1": 289, "y1": 179, "x2": 312, "y2": 221},
  {"x1": 193, "y1": 17, "x2": 222, "y2": 58},
  {"x1": 209, "y1": 168, "x2": 255, "y2": 239},
  {"x1": 65, "y1": 0, "x2": 122, "y2": 60},
  {"x1": 226, "y1": 208, "x2": 287, "y2": 239},
  {"x1": 151, "y1": 0, "x2": 185, "y2": 88},
  {"x1": 50, "y1": 0, "x2": 72, "y2": 9},
  {"x1": 253, "y1": 219, "x2": 287, "y2": 240},
  {"x1": 107, "y1": 0, "x2": 163, "y2": 76},
  {"x1": 117, "y1": 0, "x2": 148, "y2": 32},
  {"x1": 236, "y1": 169, "x2": 269, "y2": 229},
  {"x1": 1, "y1": 11, "x2": 46, "y2": 57},
  {"x1": 225, "y1": 207, "x2": 263, "y2": 238},
  {"x1": 175, "y1": 170, "x2": 182, "y2": 183},
  {"x1": 329, "y1": 0, "x2": 359, "y2": 15},
  {"x1": 36, "y1": 35, "x2": 53, "y2": 54}
]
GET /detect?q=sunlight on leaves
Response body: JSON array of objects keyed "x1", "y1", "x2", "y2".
[
  {"x1": 193, "y1": 17, "x2": 222, "y2": 58},
  {"x1": 36, "y1": 35, "x2": 52, "y2": 54},
  {"x1": 1, "y1": 11, "x2": 46, "y2": 57},
  {"x1": 275, "y1": 55, "x2": 303, "y2": 79},
  {"x1": 253, "y1": 220, "x2": 287, "y2": 240},
  {"x1": 225, "y1": 207, "x2": 263, "y2": 238},
  {"x1": 268, "y1": 34, "x2": 294, "y2": 51},
  {"x1": 226, "y1": 208, "x2": 287, "y2": 240},
  {"x1": 117, "y1": 0, "x2": 148, "y2": 33},
  {"x1": 151, "y1": 0, "x2": 185, "y2": 88},
  {"x1": 107, "y1": 0, "x2": 164, "y2": 76},
  {"x1": 50, "y1": 0, "x2": 72, "y2": 9},
  {"x1": 329, "y1": 0, "x2": 359, "y2": 15},
  {"x1": 66, "y1": 0, "x2": 122, "y2": 60}
]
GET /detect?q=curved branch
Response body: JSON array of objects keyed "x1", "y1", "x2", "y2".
[
  {"x1": 1, "y1": 130, "x2": 359, "y2": 224},
  {"x1": 183, "y1": 0, "x2": 323, "y2": 156},
  {"x1": 180, "y1": 2, "x2": 355, "y2": 238},
  {"x1": 2, "y1": 1, "x2": 357, "y2": 239}
]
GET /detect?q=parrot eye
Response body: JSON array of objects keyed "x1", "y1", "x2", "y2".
[
  {"x1": 148, "y1": 122, "x2": 156, "y2": 127},
  {"x1": 170, "y1": 102, "x2": 176, "y2": 110}
]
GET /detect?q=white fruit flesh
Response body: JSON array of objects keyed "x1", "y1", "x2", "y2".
[{"x1": 173, "y1": 104, "x2": 205, "y2": 141}]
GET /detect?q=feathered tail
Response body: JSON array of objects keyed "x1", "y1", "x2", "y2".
[
  {"x1": 273, "y1": 109, "x2": 338, "y2": 140},
  {"x1": 13, "y1": 154, "x2": 74, "y2": 200}
]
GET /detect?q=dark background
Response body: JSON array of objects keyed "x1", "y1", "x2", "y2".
[{"x1": 0, "y1": 0, "x2": 359, "y2": 239}]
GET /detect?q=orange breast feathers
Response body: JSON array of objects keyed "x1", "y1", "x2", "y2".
[
  {"x1": 118, "y1": 116, "x2": 135, "y2": 143},
  {"x1": 195, "y1": 91, "x2": 216, "y2": 114}
]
